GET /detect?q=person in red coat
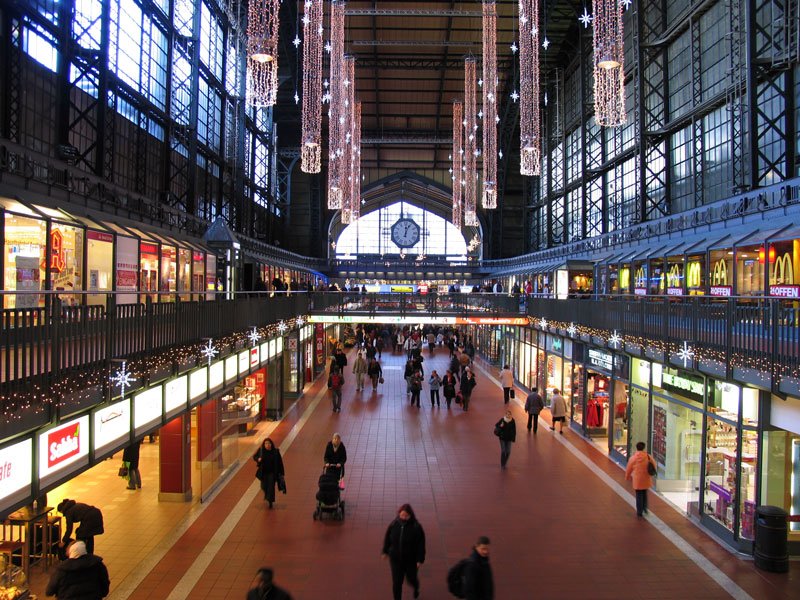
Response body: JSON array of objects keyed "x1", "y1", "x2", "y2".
[{"x1": 625, "y1": 441, "x2": 657, "y2": 517}]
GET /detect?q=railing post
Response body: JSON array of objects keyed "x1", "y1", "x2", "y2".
[
  {"x1": 49, "y1": 295, "x2": 63, "y2": 392},
  {"x1": 106, "y1": 293, "x2": 116, "y2": 370},
  {"x1": 725, "y1": 299, "x2": 734, "y2": 379},
  {"x1": 770, "y1": 299, "x2": 781, "y2": 392},
  {"x1": 145, "y1": 296, "x2": 154, "y2": 354}
]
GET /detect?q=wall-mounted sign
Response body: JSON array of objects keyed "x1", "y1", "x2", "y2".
[
  {"x1": 549, "y1": 335, "x2": 562, "y2": 354},
  {"x1": 276, "y1": 337, "x2": 284, "y2": 354},
  {"x1": 269, "y1": 339, "x2": 277, "y2": 359},
  {"x1": 588, "y1": 348, "x2": 614, "y2": 371},
  {"x1": 238, "y1": 350, "x2": 250, "y2": 374},
  {"x1": 209, "y1": 361, "x2": 224, "y2": 391},
  {"x1": 165, "y1": 375, "x2": 188, "y2": 414},
  {"x1": 710, "y1": 285, "x2": 732, "y2": 297},
  {"x1": 225, "y1": 355, "x2": 238, "y2": 383},
  {"x1": 134, "y1": 387, "x2": 163, "y2": 433},
  {"x1": 307, "y1": 315, "x2": 459, "y2": 325},
  {"x1": 456, "y1": 317, "x2": 529, "y2": 326},
  {"x1": 39, "y1": 415, "x2": 90, "y2": 487},
  {"x1": 250, "y1": 347, "x2": 259, "y2": 367},
  {"x1": 287, "y1": 337, "x2": 298, "y2": 351},
  {"x1": 0, "y1": 438, "x2": 33, "y2": 509},
  {"x1": 389, "y1": 285, "x2": 413, "y2": 293},
  {"x1": 660, "y1": 368, "x2": 704, "y2": 402},
  {"x1": 93, "y1": 399, "x2": 131, "y2": 457},
  {"x1": 770, "y1": 285, "x2": 800, "y2": 298},
  {"x1": 634, "y1": 288, "x2": 647, "y2": 296},
  {"x1": 667, "y1": 287, "x2": 683, "y2": 296},
  {"x1": 189, "y1": 367, "x2": 208, "y2": 402}
]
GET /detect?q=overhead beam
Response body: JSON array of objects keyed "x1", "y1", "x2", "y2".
[
  {"x1": 352, "y1": 57, "x2": 514, "y2": 70},
  {"x1": 351, "y1": 40, "x2": 479, "y2": 47},
  {"x1": 345, "y1": 8, "x2": 482, "y2": 17}
]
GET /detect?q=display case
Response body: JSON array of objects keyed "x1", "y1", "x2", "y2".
[{"x1": 220, "y1": 382, "x2": 261, "y2": 435}]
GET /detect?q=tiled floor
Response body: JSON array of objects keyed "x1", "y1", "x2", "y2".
[{"x1": 24, "y1": 346, "x2": 798, "y2": 599}]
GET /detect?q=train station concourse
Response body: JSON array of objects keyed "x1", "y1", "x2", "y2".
[{"x1": 1, "y1": 0, "x2": 800, "y2": 598}]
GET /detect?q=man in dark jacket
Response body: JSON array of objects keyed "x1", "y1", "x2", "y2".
[
  {"x1": 524, "y1": 387, "x2": 545, "y2": 433},
  {"x1": 382, "y1": 503, "x2": 426, "y2": 600},
  {"x1": 246, "y1": 567, "x2": 293, "y2": 600},
  {"x1": 463, "y1": 536, "x2": 494, "y2": 600},
  {"x1": 334, "y1": 348, "x2": 348, "y2": 371},
  {"x1": 57, "y1": 499, "x2": 104, "y2": 555},
  {"x1": 45, "y1": 540, "x2": 110, "y2": 599}
]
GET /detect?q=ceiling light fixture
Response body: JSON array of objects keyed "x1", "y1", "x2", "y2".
[
  {"x1": 593, "y1": 0, "x2": 626, "y2": 126},
  {"x1": 464, "y1": 57, "x2": 479, "y2": 227},
  {"x1": 327, "y1": 0, "x2": 346, "y2": 209},
  {"x1": 246, "y1": 0, "x2": 280, "y2": 107}
]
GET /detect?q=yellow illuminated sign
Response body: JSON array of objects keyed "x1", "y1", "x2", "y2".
[
  {"x1": 620, "y1": 268, "x2": 630, "y2": 290},
  {"x1": 667, "y1": 264, "x2": 682, "y2": 288},
  {"x1": 771, "y1": 252, "x2": 794, "y2": 285},
  {"x1": 634, "y1": 267, "x2": 646, "y2": 288},
  {"x1": 711, "y1": 259, "x2": 728, "y2": 285},
  {"x1": 687, "y1": 261, "x2": 702, "y2": 288}
]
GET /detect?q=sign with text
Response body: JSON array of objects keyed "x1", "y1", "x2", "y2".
[
  {"x1": 588, "y1": 348, "x2": 614, "y2": 372},
  {"x1": 634, "y1": 287, "x2": 647, "y2": 296},
  {"x1": 0, "y1": 439, "x2": 33, "y2": 509},
  {"x1": 93, "y1": 399, "x2": 131, "y2": 457},
  {"x1": 769, "y1": 285, "x2": 800, "y2": 298},
  {"x1": 39, "y1": 415, "x2": 90, "y2": 487},
  {"x1": 250, "y1": 347, "x2": 260, "y2": 367},
  {"x1": 709, "y1": 285, "x2": 732, "y2": 297},
  {"x1": 238, "y1": 350, "x2": 250, "y2": 374},
  {"x1": 667, "y1": 287, "x2": 684, "y2": 296}
]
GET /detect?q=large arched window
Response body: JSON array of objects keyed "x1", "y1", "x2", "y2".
[{"x1": 334, "y1": 201, "x2": 470, "y2": 260}]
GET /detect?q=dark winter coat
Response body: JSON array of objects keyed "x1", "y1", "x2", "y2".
[
  {"x1": 524, "y1": 392, "x2": 545, "y2": 415},
  {"x1": 335, "y1": 352, "x2": 348, "y2": 369},
  {"x1": 461, "y1": 372, "x2": 477, "y2": 396},
  {"x1": 45, "y1": 554, "x2": 110, "y2": 599},
  {"x1": 122, "y1": 440, "x2": 142, "y2": 470},
  {"x1": 382, "y1": 517, "x2": 426, "y2": 565},
  {"x1": 463, "y1": 549, "x2": 494, "y2": 600},
  {"x1": 246, "y1": 584, "x2": 293, "y2": 600},
  {"x1": 60, "y1": 501, "x2": 104, "y2": 543},
  {"x1": 494, "y1": 417, "x2": 517, "y2": 442},
  {"x1": 253, "y1": 446, "x2": 285, "y2": 479},
  {"x1": 442, "y1": 374, "x2": 457, "y2": 398},
  {"x1": 324, "y1": 442, "x2": 347, "y2": 470}
]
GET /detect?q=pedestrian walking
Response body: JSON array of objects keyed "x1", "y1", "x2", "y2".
[
  {"x1": 549, "y1": 388, "x2": 567, "y2": 434},
  {"x1": 328, "y1": 367, "x2": 344, "y2": 412},
  {"x1": 45, "y1": 540, "x2": 110, "y2": 600},
  {"x1": 334, "y1": 347, "x2": 348, "y2": 372},
  {"x1": 499, "y1": 365, "x2": 514, "y2": 404},
  {"x1": 353, "y1": 352, "x2": 368, "y2": 391},
  {"x1": 376, "y1": 336, "x2": 385, "y2": 359},
  {"x1": 253, "y1": 437, "x2": 285, "y2": 509},
  {"x1": 122, "y1": 439, "x2": 142, "y2": 490},
  {"x1": 246, "y1": 567, "x2": 293, "y2": 600},
  {"x1": 463, "y1": 536, "x2": 494, "y2": 600},
  {"x1": 382, "y1": 504, "x2": 426, "y2": 600},
  {"x1": 428, "y1": 370, "x2": 442, "y2": 407},
  {"x1": 524, "y1": 387, "x2": 545, "y2": 433},
  {"x1": 368, "y1": 357, "x2": 383, "y2": 391},
  {"x1": 494, "y1": 410, "x2": 517, "y2": 468},
  {"x1": 460, "y1": 367, "x2": 477, "y2": 411},
  {"x1": 404, "y1": 358, "x2": 415, "y2": 397},
  {"x1": 57, "y1": 499, "x2": 104, "y2": 555},
  {"x1": 442, "y1": 370, "x2": 457, "y2": 409},
  {"x1": 625, "y1": 441, "x2": 657, "y2": 518},
  {"x1": 409, "y1": 370, "x2": 423, "y2": 408}
]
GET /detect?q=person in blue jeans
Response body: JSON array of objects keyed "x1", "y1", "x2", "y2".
[{"x1": 494, "y1": 410, "x2": 517, "y2": 469}]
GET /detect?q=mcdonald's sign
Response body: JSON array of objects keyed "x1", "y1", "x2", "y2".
[
  {"x1": 667, "y1": 264, "x2": 682, "y2": 288},
  {"x1": 686, "y1": 261, "x2": 702, "y2": 289},
  {"x1": 634, "y1": 267, "x2": 646, "y2": 288},
  {"x1": 619, "y1": 268, "x2": 630, "y2": 290},
  {"x1": 769, "y1": 252, "x2": 798, "y2": 297},
  {"x1": 710, "y1": 285, "x2": 732, "y2": 297},
  {"x1": 711, "y1": 259, "x2": 728, "y2": 285}
]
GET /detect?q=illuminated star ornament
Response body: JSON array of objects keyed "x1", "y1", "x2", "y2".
[
  {"x1": 201, "y1": 339, "x2": 219, "y2": 366},
  {"x1": 293, "y1": 35, "x2": 301, "y2": 48},
  {"x1": 539, "y1": 318, "x2": 548, "y2": 329},
  {"x1": 542, "y1": 37, "x2": 550, "y2": 50},
  {"x1": 623, "y1": 0, "x2": 633, "y2": 8},
  {"x1": 608, "y1": 330, "x2": 622, "y2": 348},
  {"x1": 510, "y1": 42, "x2": 518, "y2": 53},
  {"x1": 567, "y1": 323, "x2": 577, "y2": 337},
  {"x1": 510, "y1": 90, "x2": 519, "y2": 102},
  {"x1": 110, "y1": 360, "x2": 135, "y2": 400},
  {"x1": 579, "y1": 7, "x2": 593, "y2": 28},
  {"x1": 277, "y1": 320, "x2": 288, "y2": 334},
  {"x1": 248, "y1": 327, "x2": 261, "y2": 346},
  {"x1": 676, "y1": 341, "x2": 695, "y2": 368},
  {"x1": 295, "y1": 316, "x2": 305, "y2": 328}
]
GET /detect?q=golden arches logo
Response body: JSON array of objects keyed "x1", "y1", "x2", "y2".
[
  {"x1": 620, "y1": 268, "x2": 630, "y2": 290},
  {"x1": 667, "y1": 264, "x2": 682, "y2": 288},
  {"x1": 687, "y1": 262, "x2": 702, "y2": 288},
  {"x1": 711, "y1": 259, "x2": 728, "y2": 285},
  {"x1": 634, "y1": 267, "x2": 646, "y2": 288},
  {"x1": 772, "y1": 253, "x2": 794, "y2": 285}
]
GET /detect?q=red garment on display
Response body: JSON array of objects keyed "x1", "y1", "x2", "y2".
[{"x1": 586, "y1": 399, "x2": 600, "y2": 427}]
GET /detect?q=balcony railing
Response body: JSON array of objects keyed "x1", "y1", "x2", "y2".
[
  {"x1": 526, "y1": 295, "x2": 800, "y2": 389},
  {"x1": 308, "y1": 292, "x2": 523, "y2": 316}
]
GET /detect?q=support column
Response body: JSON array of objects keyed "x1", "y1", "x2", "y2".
[
  {"x1": 158, "y1": 415, "x2": 192, "y2": 502},
  {"x1": 196, "y1": 398, "x2": 220, "y2": 464}
]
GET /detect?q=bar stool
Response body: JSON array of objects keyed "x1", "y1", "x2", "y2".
[{"x1": 0, "y1": 540, "x2": 24, "y2": 581}]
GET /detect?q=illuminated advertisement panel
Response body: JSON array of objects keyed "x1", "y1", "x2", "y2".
[
  {"x1": 134, "y1": 387, "x2": 163, "y2": 435},
  {"x1": 189, "y1": 367, "x2": 208, "y2": 406},
  {"x1": 164, "y1": 375, "x2": 188, "y2": 417},
  {"x1": 38, "y1": 415, "x2": 90, "y2": 488},
  {"x1": 93, "y1": 399, "x2": 131, "y2": 458},
  {"x1": 0, "y1": 439, "x2": 33, "y2": 509},
  {"x1": 209, "y1": 361, "x2": 224, "y2": 392}
]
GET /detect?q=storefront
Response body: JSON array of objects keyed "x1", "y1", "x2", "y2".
[{"x1": 767, "y1": 229, "x2": 800, "y2": 299}]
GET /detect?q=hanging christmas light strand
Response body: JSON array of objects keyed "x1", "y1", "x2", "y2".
[
  {"x1": 592, "y1": 0, "x2": 626, "y2": 126},
  {"x1": 246, "y1": 0, "x2": 280, "y2": 106},
  {"x1": 350, "y1": 99, "x2": 362, "y2": 221},
  {"x1": 464, "y1": 57, "x2": 479, "y2": 227},
  {"x1": 301, "y1": 0, "x2": 324, "y2": 173},
  {"x1": 481, "y1": 0, "x2": 498, "y2": 209},
  {"x1": 340, "y1": 55, "x2": 356, "y2": 224},
  {"x1": 327, "y1": 0, "x2": 346, "y2": 209},
  {"x1": 519, "y1": 0, "x2": 541, "y2": 175},
  {"x1": 452, "y1": 99, "x2": 464, "y2": 227}
]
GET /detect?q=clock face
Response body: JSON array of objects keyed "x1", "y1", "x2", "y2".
[{"x1": 390, "y1": 218, "x2": 421, "y2": 248}]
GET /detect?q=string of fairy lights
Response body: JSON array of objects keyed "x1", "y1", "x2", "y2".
[
  {"x1": 451, "y1": 100, "x2": 464, "y2": 227},
  {"x1": 481, "y1": 0, "x2": 498, "y2": 210},
  {"x1": 0, "y1": 317, "x2": 309, "y2": 422},
  {"x1": 463, "y1": 57, "x2": 479, "y2": 227},
  {"x1": 300, "y1": 0, "x2": 324, "y2": 173}
]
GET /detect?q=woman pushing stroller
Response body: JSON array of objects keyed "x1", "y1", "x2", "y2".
[{"x1": 324, "y1": 433, "x2": 347, "y2": 482}]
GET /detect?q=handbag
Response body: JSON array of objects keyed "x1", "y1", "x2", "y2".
[
  {"x1": 647, "y1": 457, "x2": 657, "y2": 476},
  {"x1": 493, "y1": 425, "x2": 502, "y2": 437},
  {"x1": 379, "y1": 377, "x2": 384, "y2": 384},
  {"x1": 255, "y1": 467, "x2": 264, "y2": 481},
  {"x1": 118, "y1": 464, "x2": 129, "y2": 478},
  {"x1": 277, "y1": 474, "x2": 287, "y2": 494},
  {"x1": 338, "y1": 478, "x2": 346, "y2": 490},
  {"x1": 509, "y1": 389, "x2": 516, "y2": 399}
]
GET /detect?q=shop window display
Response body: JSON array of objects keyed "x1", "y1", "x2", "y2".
[
  {"x1": 761, "y1": 429, "x2": 800, "y2": 534},
  {"x1": 3, "y1": 212, "x2": 46, "y2": 309},
  {"x1": 709, "y1": 248, "x2": 734, "y2": 296},
  {"x1": 704, "y1": 416, "x2": 739, "y2": 531},
  {"x1": 49, "y1": 223, "x2": 84, "y2": 305},
  {"x1": 735, "y1": 243, "x2": 766, "y2": 296},
  {"x1": 140, "y1": 242, "x2": 159, "y2": 301},
  {"x1": 686, "y1": 254, "x2": 705, "y2": 295},
  {"x1": 739, "y1": 428, "x2": 758, "y2": 540},
  {"x1": 768, "y1": 238, "x2": 799, "y2": 298},
  {"x1": 585, "y1": 372, "x2": 608, "y2": 433},
  {"x1": 571, "y1": 364, "x2": 584, "y2": 427},
  {"x1": 160, "y1": 245, "x2": 177, "y2": 299},
  {"x1": 192, "y1": 251, "x2": 205, "y2": 294},
  {"x1": 178, "y1": 248, "x2": 191, "y2": 299},
  {"x1": 86, "y1": 231, "x2": 113, "y2": 306},
  {"x1": 666, "y1": 256, "x2": 685, "y2": 295},
  {"x1": 612, "y1": 381, "x2": 630, "y2": 457}
]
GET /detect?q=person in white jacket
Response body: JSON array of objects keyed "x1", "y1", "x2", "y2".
[{"x1": 499, "y1": 365, "x2": 514, "y2": 404}]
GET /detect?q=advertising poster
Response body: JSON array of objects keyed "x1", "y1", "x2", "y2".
[
  {"x1": 93, "y1": 399, "x2": 131, "y2": 458},
  {"x1": 15, "y1": 256, "x2": 41, "y2": 308},
  {"x1": 653, "y1": 405, "x2": 667, "y2": 466},
  {"x1": 38, "y1": 416, "x2": 90, "y2": 488},
  {"x1": 116, "y1": 235, "x2": 139, "y2": 304},
  {"x1": 0, "y1": 439, "x2": 33, "y2": 510}
]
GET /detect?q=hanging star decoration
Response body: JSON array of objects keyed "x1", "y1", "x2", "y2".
[
  {"x1": 248, "y1": 326, "x2": 261, "y2": 346},
  {"x1": 324, "y1": 41, "x2": 332, "y2": 53},
  {"x1": 510, "y1": 90, "x2": 519, "y2": 102},
  {"x1": 543, "y1": 37, "x2": 550, "y2": 50},
  {"x1": 293, "y1": 35, "x2": 301, "y2": 48},
  {"x1": 201, "y1": 339, "x2": 218, "y2": 366},
  {"x1": 579, "y1": 7, "x2": 593, "y2": 28},
  {"x1": 294, "y1": 92, "x2": 300, "y2": 104},
  {"x1": 510, "y1": 41, "x2": 518, "y2": 53},
  {"x1": 110, "y1": 360, "x2": 135, "y2": 400},
  {"x1": 609, "y1": 330, "x2": 622, "y2": 348},
  {"x1": 623, "y1": 0, "x2": 633, "y2": 8},
  {"x1": 676, "y1": 341, "x2": 695, "y2": 367},
  {"x1": 567, "y1": 323, "x2": 577, "y2": 337},
  {"x1": 539, "y1": 318, "x2": 548, "y2": 329},
  {"x1": 295, "y1": 316, "x2": 305, "y2": 328},
  {"x1": 277, "y1": 320, "x2": 288, "y2": 334}
]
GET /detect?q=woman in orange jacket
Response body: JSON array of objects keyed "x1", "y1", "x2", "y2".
[{"x1": 625, "y1": 441, "x2": 657, "y2": 517}]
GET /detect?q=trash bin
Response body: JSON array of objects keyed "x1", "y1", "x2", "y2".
[{"x1": 753, "y1": 505, "x2": 789, "y2": 573}]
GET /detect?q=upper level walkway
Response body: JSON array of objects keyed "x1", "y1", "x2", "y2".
[{"x1": 22, "y1": 346, "x2": 797, "y2": 599}]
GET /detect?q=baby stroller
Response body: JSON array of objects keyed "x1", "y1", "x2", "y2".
[{"x1": 313, "y1": 466, "x2": 345, "y2": 521}]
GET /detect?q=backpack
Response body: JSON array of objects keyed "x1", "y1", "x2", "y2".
[
  {"x1": 446, "y1": 558, "x2": 470, "y2": 598},
  {"x1": 330, "y1": 374, "x2": 343, "y2": 390}
]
